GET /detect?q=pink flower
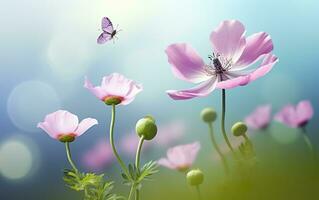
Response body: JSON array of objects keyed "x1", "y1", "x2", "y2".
[
  {"x1": 157, "y1": 142, "x2": 200, "y2": 172},
  {"x1": 245, "y1": 105, "x2": 272, "y2": 130},
  {"x1": 152, "y1": 120, "x2": 185, "y2": 146},
  {"x1": 166, "y1": 20, "x2": 278, "y2": 100},
  {"x1": 37, "y1": 110, "x2": 98, "y2": 142},
  {"x1": 275, "y1": 100, "x2": 314, "y2": 128},
  {"x1": 82, "y1": 141, "x2": 114, "y2": 171},
  {"x1": 84, "y1": 73, "x2": 143, "y2": 105}
]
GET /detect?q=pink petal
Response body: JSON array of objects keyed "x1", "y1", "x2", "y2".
[
  {"x1": 43, "y1": 110, "x2": 79, "y2": 137},
  {"x1": 296, "y1": 100, "x2": 313, "y2": 124},
  {"x1": 183, "y1": 142, "x2": 200, "y2": 165},
  {"x1": 157, "y1": 158, "x2": 176, "y2": 169},
  {"x1": 75, "y1": 118, "x2": 98, "y2": 136},
  {"x1": 101, "y1": 73, "x2": 143, "y2": 103},
  {"x1": 37, "y1": 122, "x2": 58, "y2": 139},
  {"x1": 274, "y1": 105, "x2": 298, "y2": 128},
  {"x1": 84, "y1": 77, "x2": 108, "y2": 100},
  {"x1": 245, "y1": 105, "x2": 271, "y2": 130},
  {"x1": 234, "y1": 32, "x2": 273, "y2": 70},
  {"x1": 217, "y1": 54, "x2": 278, "y2": 89},
  {"x1": 166, "y1": 43, "x2": 209, "y2": 83},
  {"x1": 210, "y1": 20, "x2": 246, "y2": 62},
  {"x1": 167, "y1": 77, "x2": 217, "y2": 100}
]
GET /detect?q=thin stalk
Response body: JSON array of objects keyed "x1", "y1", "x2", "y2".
[
  {"x1": 134, "y1": 136, "x2": 145, "y2": 200},
  {"x1": 301, "y1": 127, "x2": 315, "y2": 161},
  {"x1": 135, "y1": 136, "x2": 145, "y2": 169},
  {"x1": 196, "y1": 186, "x2": 202, "y2": 200},
  {"x1": 109, "y1": 104, "x2": 129, "y2": 175},
  {"x1": 128, "y1": 185, "x2": 135, "y2": 200},
  {"x1": 221, "y1": 89, "x2": 235, "y2": 153},
  {"x1": 208, "y1": 123, "x2": 229, "y2": 175},
  {"x1": 135, "y1": 190, "x2": 140, "y2": 200},
  {"x1": 65, "y1": 142, "x2": 79, "y2": 173}
]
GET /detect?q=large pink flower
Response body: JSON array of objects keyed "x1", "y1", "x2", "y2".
[
  {"x1": 274, "y1": 100, "x2": 314, "y2": 128},
  {"x1": 82, "y1": 141, "x2": 114, "y2": 171},
  {"x1": 245, "y1": 105, "x2": 272, "y2": 130},
  {"x1": 157, "y1": 142, "x2": 200, "y2": 172},
  {"x1": 166, "y1": 20, "x2": 278, "y2": 100},
  {"x1": 37, "y1": 110, "x2": 98, "y2": 141},
  {"x1": 84, "y1": 73, "x2": 143, "y2": 105}
]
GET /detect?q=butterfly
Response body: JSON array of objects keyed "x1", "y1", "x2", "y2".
[{"x1": 97, "y1": 17, "x2": 120, "y2": 44}]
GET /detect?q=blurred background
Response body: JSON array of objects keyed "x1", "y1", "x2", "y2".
[{"x1": 0, "y1": 0, "x2": 318, "y2": 199}]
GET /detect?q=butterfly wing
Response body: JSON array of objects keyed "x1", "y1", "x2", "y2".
[
  {"x1": 101, "y1": 17, "x2": 114, "y2": 33},
  {"x1": 97, "y1": 32, "x2": 112, "y2": 44}
]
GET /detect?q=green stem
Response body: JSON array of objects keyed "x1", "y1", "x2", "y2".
[
  {"x1": 221, "y1": 89, "x2": 235, "y2": 153},
  {"x1": 134, "y1": 136, "x2": 144, "y2": 200},
  {"x1": 196, "y1": 186, "x2": 202, "y2": 200},
  {"x1": 135, "y1": 136, "x2": 145, "y2": 169},
  {"x1": 65, "y1": 142, "x2": 79, "y2": 173},
  {"x1": 109, "y1": 104, "x2": 129, "y2": 175},
  {"x1": 301, "y1": 127, "x2": 315, "y2": 161},
  {"x1": 128, "y1": 185, "x2": 135, "y2": 200},
  {"x1": 208, "y1": 123, "x2": 229, "y2": 175},
  {"x1": 135, "y1": 190, "x2": 140, "y2": 200}
]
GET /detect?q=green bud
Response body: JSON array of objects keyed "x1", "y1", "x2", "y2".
[
  {"x1": 58, "y1": 134, "x2": 76, "y2": 143},
  {"x1": 136, "y1": 117, "x2": 157, "y2": 140},
  {"x1": 231, "y1": 122, "x2": 248, "y2": 137},
  {"x1": 200, "y1": 108, "x2": 217, "y2": 123},
  {"x1": 104, "y1": 96, "x2": 123, "y2": 105},
  {"x1": 186, "y1": 169, "x2": 204, "y2": 186}
]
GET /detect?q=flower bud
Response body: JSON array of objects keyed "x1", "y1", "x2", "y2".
[
  {"x1": 136, "y1": 116, "x2": 157, "y2": 140},
  {"x1": 58, "y1": 134, "x2": 76, "y2": 143},
  {"x1": 186, "y1": 169, "x2": 204, "y2": 186},
  {"x1": 200, "y1": 108, "x2": 217, "y2": 123},
  {"x1": 104, "y1": 96, "x2": 123, "y2": 105},
  {"x1": 231, "y1": 122, "x2": 248, "y2": 137}
]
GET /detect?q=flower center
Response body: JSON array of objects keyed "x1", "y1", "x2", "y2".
[
  {"x1": 58, "y1": 133, "x2": 76, "y2": 143},
  {"x1": 205, "y1": 53, "x2": 232, "y2": 80},
  {"x1": 104, "y1": 96, "x2": 124, "y2": 105}
]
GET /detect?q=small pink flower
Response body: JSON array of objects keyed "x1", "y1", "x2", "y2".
[
  {"x1": 275, "y1": 100, "x2": 314, "y2": 128},
  {"x1": 37, "y1": 110, "x2": 98, "y2": 142},
  {"x1": 84, "y1": 73, "x2": 143, "y2": 105},
  {"x1": 166, "y1": 20, "x2": 278, "y2": 100},
  {"x1": 157, "y1": 142, "x2": 200, "y2": 172},
  {"x1": 82, "y1": 141, "x2": 114, "y2": 171},
  {"x1": 245, "y1": 105, "x2": 272, "y2": 130}
]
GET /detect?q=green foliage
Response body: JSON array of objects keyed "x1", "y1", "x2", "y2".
[
  {"x1": 63, "y1": 169, "x2": 122, "y2": 200},
  {"x1": 121, "y1": 161, "x2": 159, "y2": 188}
]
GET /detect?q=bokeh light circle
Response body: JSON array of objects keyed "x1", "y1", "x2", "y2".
[
  {"x1": 0, "y1": 139, "x2": 33, "y2": 180},
  {"x1": 7, "y1": 81, "x2": 61, "y2": 132}
]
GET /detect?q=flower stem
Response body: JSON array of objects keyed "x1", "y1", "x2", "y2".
[
  {"x1": 135, "y1": 190, "x2": 140, "y2": 200},
  {"x1": 221, "y1": 89, "x2": 235, "y2": 153},
  {"x1": 196, "y1": 186, "x2": 202, "y2": 200},
  {"x1": 65, "y1": 142, "x2": 79, "y2": 173},
  {"x1": 134, "y1": 136, "x2": 145, "y2": 200},
  {"x1": 128, "y1": 185, "x2": 135, "y2": 200},
  {"x1": 109, "y1": 104, "x2": 129, "y2": 176},
  {"x1": 135, "y1": 136, "x2": 145, "y2": 169},
  {"x1": 208, "y1": 123, "x2": 229, "y2": 175},
  {"x1": 301, "y1": 127, "x2": 316, "y2": 161}
]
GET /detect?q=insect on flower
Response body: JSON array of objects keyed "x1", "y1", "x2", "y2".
[{"x1": 97, "y1": 17, "x2": 121, "y2": 44}]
